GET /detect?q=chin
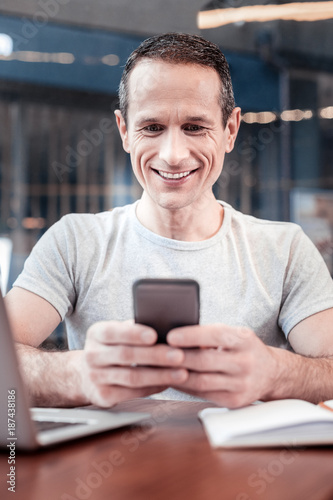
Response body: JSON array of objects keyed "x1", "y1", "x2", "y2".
[{"x1": 155, "y1": 197, "x2": 194, "y2": 211}]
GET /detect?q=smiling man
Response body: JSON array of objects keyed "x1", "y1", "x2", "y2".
[
  {"x1": 5, "y1": 33, "x2": 333, "y2": 409},
  {"x1": 115, "y1": 58, "x2": 238, "y2": 240}
]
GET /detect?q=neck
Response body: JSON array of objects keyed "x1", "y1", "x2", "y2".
[{"x1": 136, "y1": 193, "x2": 224, "y2": 241}]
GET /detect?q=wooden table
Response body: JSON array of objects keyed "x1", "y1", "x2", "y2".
[{"x1": 1, "y1": 399, "x2": 333, "y2": 500}]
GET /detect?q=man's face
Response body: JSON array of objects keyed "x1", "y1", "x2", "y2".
[{"x1": 115, "y1": 60, "x2": 240, "y2": 212}]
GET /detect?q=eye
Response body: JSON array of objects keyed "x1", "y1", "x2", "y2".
[
  {"x1": 143, "y1": 124, "x2": 163, "y2": 133},
  {"x1": 184, "y1": 124, "x2": 205, "y2": 133}
]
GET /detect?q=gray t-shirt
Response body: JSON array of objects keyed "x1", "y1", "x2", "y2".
[{"x1": 14, "y1": 200, "x2": 333, "y2": 353}]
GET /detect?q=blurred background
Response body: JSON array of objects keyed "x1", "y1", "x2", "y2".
[{"x1": 0, "y1": 0, "x2": 332, "y2": 308}]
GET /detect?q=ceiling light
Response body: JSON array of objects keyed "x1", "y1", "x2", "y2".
[
  {"x1": 0, "y1": 34, "x2": 13, "y2": 56},
  {"x1": 280, "y1": 109, "x2": 313, "y2": 121},
  {"x1": 320, "y1": 106, "x2": 333, "y2": 119},
  {"x1": 101, "y1": 54, "x2": 120, "y2": 66},
  {"x1": 240, "y1": 109, "x2": 320, "y2": 123},
  {"x1": 0, "y1": 51, "x2": 75, "y2": 64},
  {"x1": 198, "y1": 1, "x2": 333, "y2": 29},
  {"x1": 22, "y1": 217, "x2": 46, "y2": 230},
  {"x1": 242, "y1": 111, "x2": 277, "y2": 124}
]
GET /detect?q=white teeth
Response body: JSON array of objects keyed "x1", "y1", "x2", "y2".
[{"x1": 158, "y1": 170, "x2": 191, "y2": 179}]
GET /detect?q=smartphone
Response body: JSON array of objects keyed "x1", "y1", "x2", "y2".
[{"x1": 133, "y1": 278, "x2": 200, "y2": 344}]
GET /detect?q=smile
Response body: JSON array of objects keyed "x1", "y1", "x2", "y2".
[{"x1": 157, "y1": 170, "x2": 192, "y2": 179}]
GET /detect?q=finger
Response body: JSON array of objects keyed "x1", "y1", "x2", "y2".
[
  {"x1": 169, "y1": 388, "x2": 250, "y2": 409},
  {"x1": 87, "y1": 320, "x2": 157, "y2": 346},
  {"x1": 89, "y1": 366, "x2": 189, "y2": 388},
  {"x1": 86, "y1": 344, "x2": 184, "y2": 368},
  {"x1": 181, "y1": 348, "x2": 243, "y2": 374},
  {"x1": 167, "y1": 324, "x2": 253, "y2": 350},
  {"x1": 172, "y1": 370, "x2": 245, "y2": 393},
  {"x1": 198, "y1": 390, "x2": 251, "y2": 409},
  {"x1": 89, "y1": 385, "x2": 170, "y2": 408}
]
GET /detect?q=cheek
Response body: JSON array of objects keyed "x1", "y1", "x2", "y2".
[
  {"x1": 129, "y1": 146, "x2": 155, "y2": 184},
  {"x1": 133, "y1": 141, "x2": 158, "y2": 169},
  {"x1": 200, "y1": 144, "x2": 224, "y2": 172}
]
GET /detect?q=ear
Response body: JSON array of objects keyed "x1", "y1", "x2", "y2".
[
  {"x1": 225, "y1": 107, "x2": 241, "y2": 153},
  {"x1": 114, "y1": 110, "x2": 130, "y2": 153}
]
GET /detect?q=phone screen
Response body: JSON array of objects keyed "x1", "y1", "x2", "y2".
[{"x1": 133, "y1": 278, "x2": 200, "y2": 343}]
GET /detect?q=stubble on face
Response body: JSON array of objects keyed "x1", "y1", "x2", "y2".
[{"x1": 117, "y1": 60, "x2": 239, "y2": 239}]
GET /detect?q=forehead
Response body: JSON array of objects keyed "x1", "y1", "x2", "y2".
[{"x1": 126, "y1": 59, "x2": 221, "y2": 116}]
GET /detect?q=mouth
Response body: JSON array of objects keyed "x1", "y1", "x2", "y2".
[{"x1": 153, "y1": 169, "x2": 197, "y2": 180}]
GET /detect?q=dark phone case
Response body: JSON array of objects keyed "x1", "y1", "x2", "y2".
[{"x1": 133, "y1": 278, "x2": 200, "y2": 343}]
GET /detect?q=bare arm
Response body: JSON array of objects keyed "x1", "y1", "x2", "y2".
[
  {"x1": 5, "y1": 287, "x2": 188, "y2": 407},
  {"x1": 5, "y1": 287, "x2": 88, "y2": 407},
  {"x1": 14, "y1": 344, "x2": 87, "y2": 407},
  {"x1": 270, "y1": 307, "x2": 333, "y2": 403},
  {"x1": 167, "y1": 308, "x2": 333, "y2": 408}
]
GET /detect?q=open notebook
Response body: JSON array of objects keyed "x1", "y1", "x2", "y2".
[
  {"x1": 199, "y1": 399, "x2": 333, "y2": 448},
  {"x1": 0, "y1": 290, "x2": 149, "y2": 450}
]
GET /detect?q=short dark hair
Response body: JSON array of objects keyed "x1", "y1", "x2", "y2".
[{"x1": 118, "y1": 32, "x2": 235, "y2": 128}]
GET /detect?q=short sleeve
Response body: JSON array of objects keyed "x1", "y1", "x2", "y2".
[
  {"x1": 13, "y1": 216, "x2": 77, "y2": 320},
  {"x1": 279, "y1": 226, "x2": 333, "y2": 336}
]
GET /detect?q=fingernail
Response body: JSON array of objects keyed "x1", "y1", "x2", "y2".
[
  {"x1": 141, "y1": 329, "x2": 156, "y2": 343},
  {"x1": 167, "y1": 332, "x2": 182, "y2": 343},
  {"x1": 166, "y1": 349, "x2": 183, "y2": 363},
  {"x1": 171, "y1": 369, "x2": 187, "y2": 381}
]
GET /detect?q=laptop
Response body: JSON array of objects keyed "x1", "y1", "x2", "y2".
[{"x1": 0, "y1": 290, "x2": 150, "y2": 450}]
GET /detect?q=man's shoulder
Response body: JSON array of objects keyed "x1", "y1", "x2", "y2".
[
  {"x1": 224, "y1": 201, "x2": 300, "y2": 230},
  {"x1": 57, "y1": 202, "x2": 136, "y2": 232},
  {"x1": 221, "y1": 201, "x2": 303, "y2": 245}
]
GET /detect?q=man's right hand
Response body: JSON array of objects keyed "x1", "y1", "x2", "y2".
[
  {"x1": 5, "y1": 288, "x2": 187, "y2": 408},
  {"x1": 81, "y1": 320, "x2": 188, "y2": 407}
]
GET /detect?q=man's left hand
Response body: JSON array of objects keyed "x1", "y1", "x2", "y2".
[{"x1": 167, "y1": 323, "x2": 280, "y2": 408}]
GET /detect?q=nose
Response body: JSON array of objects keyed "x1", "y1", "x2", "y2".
[{"x1": 158, "y1": 128, "x2": 190, "y2": 167}]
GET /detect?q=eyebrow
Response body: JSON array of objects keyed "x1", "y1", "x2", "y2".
[
  {"x1": 185, "y1": 116, "x2": 215, "y2": 126},
  {"x1": 135, "y1": 115, "x2": 215, "y2": 127},
  {"x1": 135, "y1": 117, "x2": 160, "y2": 126}
]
